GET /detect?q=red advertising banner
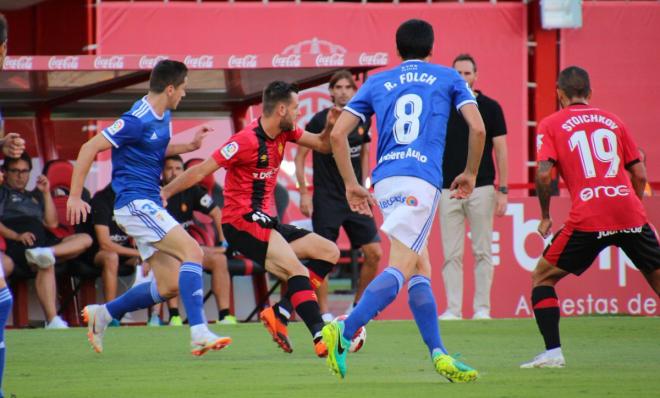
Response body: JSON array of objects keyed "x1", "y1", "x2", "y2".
[
  {"x1": 96, "y1": 2, "x2": 529, "y2": 188},
  {"x1": 378, "y1": 197, "x2": 659, "y2": 320}
]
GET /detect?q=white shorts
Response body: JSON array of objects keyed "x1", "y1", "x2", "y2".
[
  {"x1": 114, "y1": 199, "x2": 180, "y2": 260},
  {"x1": 374, "y1": 176, "x2": 441, "y2": 253}
]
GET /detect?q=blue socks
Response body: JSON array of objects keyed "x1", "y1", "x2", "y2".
[
  {"x1": 106, "y1": 280, "x2": 165, "y2": 320},
  {"x1": 179, "y1": 262, "x2": 206, "y2": 327},
  {"x1": 0, "y1": 287, "x2": 13, "y2": 398},
  {"x1": 408, "y1": 275, "x2": 446, "y2": 355},
  {"x1": 343, "y1": 267, "x2": 404, "y2": 339}
]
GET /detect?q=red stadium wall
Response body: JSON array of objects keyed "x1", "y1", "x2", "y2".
[{"x1": 560, "y1": 2, "x2": 660, "y2": 183}]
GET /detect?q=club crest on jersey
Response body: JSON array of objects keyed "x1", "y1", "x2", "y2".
[
  {"x1": 221, "y1": 142, "x2": 239, "y2": 160},
  {"x1": 106, "y1": 119, "x2": 125, "y2": 136},
  {"x1": 278, "y1": 142, "x2": 284, "y2": 155}
]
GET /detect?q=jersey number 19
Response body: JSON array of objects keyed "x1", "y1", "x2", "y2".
[{"x1": 569, "y1": 129, "x2": 621, "y2": 178}]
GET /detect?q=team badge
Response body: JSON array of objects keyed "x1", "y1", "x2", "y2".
[
  {"x1": 106, "y1": 119, "x2": 125, "y2": 136},
  {"x1": 221, "y1": 142, "x2": 239, "y2": 160},
  {"x1": 358, "y1": 126, "x2": 365, "y2": 136},
  {"x1": 278, "y1": 142, "x2": 284, "y2": 155}
]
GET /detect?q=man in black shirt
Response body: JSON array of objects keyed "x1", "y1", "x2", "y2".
[
  {"x1": 439, "y1": 54, "x2": 508, "y2": 321},
  {"x1": 0, "y1": 152, "x2": 92, "y2": 328},
  {"x1": 295, "y1": 71, "x2": 382, "y2": 318},
  {"x1": 87, "y1": 184, "x2": 140, "y2": 304},
  {"x1": 162, "y1": 155, "x2": 234, "y2": 325}
]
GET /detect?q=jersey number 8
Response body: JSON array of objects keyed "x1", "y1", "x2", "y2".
[{"x1": 393, "y1": 94, "x2": 422, "y2": 144}]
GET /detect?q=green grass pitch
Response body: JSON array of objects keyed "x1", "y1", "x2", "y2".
[{"x1": 5, "y1": 317, "x2": 659, "y2": 398}]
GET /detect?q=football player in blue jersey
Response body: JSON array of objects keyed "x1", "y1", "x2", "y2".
[
  {"x1": 67, "y1": 60, "x2": 231, "y2": 357},
  {"x1": 322, "y1": 19, "x2": 486, "y2": 381}
]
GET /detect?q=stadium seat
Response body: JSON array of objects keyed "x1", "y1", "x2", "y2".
[{"x1": 42, "y1": 159, "x2": 96, "y2": 326}]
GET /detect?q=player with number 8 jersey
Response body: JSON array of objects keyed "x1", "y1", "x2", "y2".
[{"x1": 322, "y1": 19, "x2": 486, "y2": 382}]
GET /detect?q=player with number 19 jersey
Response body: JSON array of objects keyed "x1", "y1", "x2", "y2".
[
  {"x1": 537, "y1": 104, "x2": 647, "y2": 231},
  {"x1": 344, "y1": 60, "x2": 476, "y2": 189}
]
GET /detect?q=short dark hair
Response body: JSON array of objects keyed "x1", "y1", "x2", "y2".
[
  {"x1": 2, "y1": 151, "x2": 32, "y2": 172},
  {"x1": 329, "y1": 70, "x2": 356, "y2": 90},
  {"x1": 0, "y1": 13, "x2": 7, "y2": 44},
  {"x1": 453, "y1": 53, "x2": 477, "y2": 72},
  {"x1": 396, "y1": 19, "x2": 434, "y2": 60},
  {"x1": 262, "y1": 81, "x2": 299, "y2": 116},
  {"x1": 149, "y1": 60, "x2": 188, "y2": 93},
  {"x1": 164, "y1": 155, "x2": 184, "y2": 165},
  {"x1": 557, "y1": 66, "x2": 591, "y2": 99}
]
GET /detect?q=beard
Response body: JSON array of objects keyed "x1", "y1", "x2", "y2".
[{"x1": 279, "y1": 118, "x2": 295, "y2": 131}]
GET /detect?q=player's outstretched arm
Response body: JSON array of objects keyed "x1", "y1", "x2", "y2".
[
  {"x1": 535, "y1": 160, "x2": 555, "y2": 238},
  {"x1": 627, "y1": 162, "x2": 648, "y2": 199},
  {"x1": 165, "y1": 125, "x2": 212, "y2": 156},
  {"x1": 330, "y1": 110, "x2": 374, "y2": 216},
  {"x1": 297, "y1": 107, "x2": 342, "y2": 154},
  {"x1": 68, "y1": 134, "x2": 113, "y2": 225},
  {"x1": 162, "y1": 157, "x2": 219, "y2": 201},
  {"x1": 450, "y1": 103, "x2": 486, "y2": 199}
]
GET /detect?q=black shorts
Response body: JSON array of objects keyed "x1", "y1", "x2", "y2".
[
  {"x1": 4, "y1": 217, "x2": 61, "y2": 272},
  {"x1": 543, "y1": 223, "x2": 660, "y2": 276},
  {"x1": 312, "y1": 198, "x2": 380, "y2": 249},
  {"x1": 223, "y1": 215, "x2": 311, "y2": 266}
]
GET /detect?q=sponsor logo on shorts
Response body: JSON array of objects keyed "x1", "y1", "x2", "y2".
[
  {"x1": 220, "y1": 142, "x2": 239, "y2": 159},
  {"x1": 379, "y1": 194, "x2": 418, "y2": 209},
  {"x1": 579, "y1": 185, "x2": 630, "y2": 202},
  {"x1": 106, "y1": 119, "x2": 125, "y2": 136},
  {"x1": 597, "y1": 227, "x2": 643, "y2": 240}
]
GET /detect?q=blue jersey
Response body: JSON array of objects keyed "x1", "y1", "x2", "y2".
[
  {"x1": 345, "y1": 60, "x2": 476, "y2": 189},
  {"x1": 101, "y1": 97, "x2": 172, "y2": 209}
]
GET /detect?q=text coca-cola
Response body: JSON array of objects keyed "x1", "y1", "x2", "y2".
[
  {"x1": 184, "y1": 55, "x2": 214, "y2": 69},
  {"x1": 359, "y1": 52, "x2": 388, "y2": 66},
  {"x1": 138, "y1": 55, "x2": 169, "y2": 69},
  {"x1": 315, "y1": 53, "x2": 345, "y2": 67},
  {"x1": 271, "y1": 54, "x2": 301, "y2": 68},
  {"x1": 94, "y1": 56, "x2": 125, "y2": 69},
  {"x1": 48, "y1": 56, "x2": 80, "y2": 70},
  {"x1": 3, "y1": 56, "x2": 33, "y2": 70},
  {"x1": 227, "y1": 55, "x2": 258, "y2": 68}
]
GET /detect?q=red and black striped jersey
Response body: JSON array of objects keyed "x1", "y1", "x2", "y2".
[{"x1": 212, "y1": 118, "x2": 302, "y2": 223}]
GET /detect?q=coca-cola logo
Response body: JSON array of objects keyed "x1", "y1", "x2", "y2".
[
  {"x1": 272, "y1": 54, "x2": 301, "y2": 68},
  {"x1": 138, "y1": 55, "x2": 169, "y2": 69},
  {"x1": 227, "y1": 55, "x2": 257, "y2": 68},
  {"x1": 94, "y1": 55, "x2": 125, "y2": 69},
  {"x1": 48, "y1": 56, "x2": 80, "y2": 70},
  {"x1": 359, "y1": 52, "x2": 388, "y2": 66},
  {"x1": 315, "y1": 53, "x2": 345, "y2": 67},
  {"x1": 184, "y1": 55, "x2": 214, "y2": 69},
  {"x1": 3, "y1": 56, "x2": 33, "y2": 70}
]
